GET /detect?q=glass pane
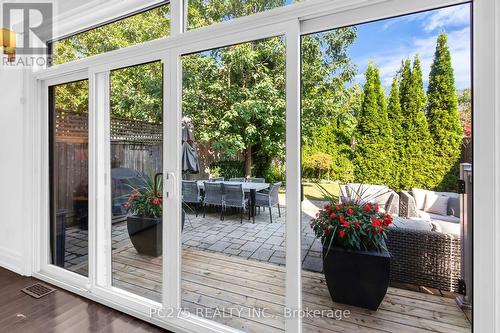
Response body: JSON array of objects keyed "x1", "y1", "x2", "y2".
[
  {"x1": 180, "y1": 36, "x2": 286, "y2": 331},
  {"x1": 301, "y1": 3, "x2": 472, "y2": 332},
  {"x1": 51, "y1": 4, "x2": 170, "y2": 65},
  {"x1": 49, "y1": 79, "x2": 89, "y2": 276},
  {"x1": 187, "y1": 0, "x2": 295, "y2": 30},
  {"x1": 109, "y1": 61, "x2": 163, "y2": 302}
]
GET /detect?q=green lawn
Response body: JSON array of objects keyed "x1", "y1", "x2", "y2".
[
  {"x1": 278, "y1": 181, "x2": 341, "y2": 201},
  {"x1": 302, "y1": 181, "x2": 340, "y2": 201}
]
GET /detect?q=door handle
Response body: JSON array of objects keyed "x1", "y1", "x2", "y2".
[{"x1": 166, "y1": 172, "x2": 177, "y2": 199}]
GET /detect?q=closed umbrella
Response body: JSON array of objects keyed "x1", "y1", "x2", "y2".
[{"x1": 181, "y1": 117, "x2": 200, "y2": 176}]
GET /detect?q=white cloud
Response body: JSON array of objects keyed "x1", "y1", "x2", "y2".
[
  {"x1": 422, "y1": 5, "x2": 470, "y2": 32},
  {"x1": 380, "y1": 11, "x2": 423, "y2": 31},
  {"x1": 354, "y1": 27, "x2": 471, "y2": 91}
]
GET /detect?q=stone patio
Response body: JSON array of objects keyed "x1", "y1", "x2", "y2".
[
  {"x1": 182, "y1": 200, "x2": 324, "y2": 272},
  {"x1": 63, "y1": 199, "x2": 326, "y2": 274},
  {"x1": 63, "y1": 219, "x2": 131, "y2": 274}
]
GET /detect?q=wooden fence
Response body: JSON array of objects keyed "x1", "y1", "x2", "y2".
[
  {"x1": 53, "y1": 112, "x2": 240, "y2": 220},
  {"x1": 53, "y1": 112, "x2": 473, "y2": 221},
  {"x1": 111, "y1": 143, "x2": 162, "y2": 174},
  {"x1": 53, "y1": 142, "x2": 88, "y2": 221}
]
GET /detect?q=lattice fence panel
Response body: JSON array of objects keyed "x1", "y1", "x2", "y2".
[{"x1": 55, "y1": 111, "x2": 162, "y2": 144}]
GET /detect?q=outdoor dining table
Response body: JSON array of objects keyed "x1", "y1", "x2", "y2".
[{"x1": 197, "y1": 181, "x2": 269, "y2": 220}]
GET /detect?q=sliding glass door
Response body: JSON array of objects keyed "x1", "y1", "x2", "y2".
[
  {"x1": 39, "y1": 1, "x2": 479, "y2": 332},
  {"x1": 108, "y1": 61, "x2": 164, "y2": 301},
  {"x1": 300, "y1": 3, "x2": 472, "y2": 332},
  {"x1": 179, "y1": 36, "x2": 288, "y2": 332},
  {"x1": 49, "y1": 79, "x2": 89, "y2": 277}
]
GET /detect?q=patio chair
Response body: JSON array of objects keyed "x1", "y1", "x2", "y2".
[
  {"x1": 223, "y1": 183, "x2": 249, "y2": 223},
  {"x1": 209, "y1": 177, "x2": 224, "y2": 182},
  {"x1": 203, "y1": 182, "x2": 224, "y2": 220},
  {"x1": 182, "y1": 180, "x2": 202, "y2": 217},
  {"x1": 229, "y1": 177, "x2": 246, "y2": 182},
  {"x1": 255, "y1": 182, "x2": 282, "y2": 223},
  {"x1": 248, "y1": 177, "x2": 265, "y2": 183}
]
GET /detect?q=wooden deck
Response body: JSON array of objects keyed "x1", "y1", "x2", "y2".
[{"x1": 112, "y1": 245, "x2": 471, "y2": 333}]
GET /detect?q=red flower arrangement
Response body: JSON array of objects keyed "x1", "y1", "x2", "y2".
[
  {"x1": 311, "y1": 198, "x2": 393, "y2": 253},
  {"x1": 124, "y1": 190, "x2": 163, "y2": 219}
]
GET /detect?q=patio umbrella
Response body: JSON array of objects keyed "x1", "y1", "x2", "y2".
[{"x1": 182, "y1": 117, "x2": 200, "y2": 176}]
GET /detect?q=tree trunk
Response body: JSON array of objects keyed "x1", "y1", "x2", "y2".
[{"x1": 245, "y1": 146, "x2": 252, "y2": 177}]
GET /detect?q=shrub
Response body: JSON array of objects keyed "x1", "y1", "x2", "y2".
[
  {"x1": 387, "y1": 76, "x2": 404, "y2": 191},
  {"x1": 427, "y1": 33, "x2": 463, "y2": 191},
  {"x1": 209, "y1": 165, "x2": 222, "y2": 178},
  {"x1": 354, "y1": 63, "x2": 394, "y2": 186},
  {"x1": 265, "y1": 163, "x2": 285, "y2": 183},
  {"x1": 209, "y1": 160, "x2": 245, "y2": 179},
  {"x1": 303, "y1": 152, "x2": 333, "y2": 180},
  {"x1": 330, "y1": 154, "x2": 355, "y2": 183},
  {"x1": 399, "y1": 57, "x2": 436, "y2": 190}
]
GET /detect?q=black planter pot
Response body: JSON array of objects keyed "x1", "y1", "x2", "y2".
[
  {"x1": 127, "y1": 211, "x2": 186, "y2": 257},
  {"x1": 127, "y1": 216, "x2": 162, "y2": 257},
  {"x1": 322, "y1": 245, "x2": 390, "y2": 310}
]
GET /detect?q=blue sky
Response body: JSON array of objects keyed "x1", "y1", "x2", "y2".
[{"x1": 348, "y1": 4, "x2": 471, "y2": 91}]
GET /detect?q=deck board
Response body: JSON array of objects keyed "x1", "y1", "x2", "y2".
[{"x1": 112, "y1": 245, "x2": 470, "y2": 333}]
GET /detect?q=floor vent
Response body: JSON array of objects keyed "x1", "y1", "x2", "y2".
[{"x1": 21, "y1": 283, "x2": 56, "y2": 299}]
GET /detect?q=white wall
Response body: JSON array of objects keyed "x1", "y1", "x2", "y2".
[
  {"x1": 0, "y1": 0, "x2": 164, "y2": 278},
  {"x1": 0, "y1": 69, "x2": 28, "y2": 274}
]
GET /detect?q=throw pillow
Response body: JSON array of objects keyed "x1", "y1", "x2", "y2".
[
  {"x1": 412, "y1": 188, "x2": 430, "y2": 210},
  {"x1": 447, "y1": 197, "x2": 460, "y2": 218},
  {"x1": 423, "y1": 192, "x2": 449, "y2": 216}
]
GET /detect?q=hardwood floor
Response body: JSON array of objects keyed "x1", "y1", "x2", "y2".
[
  {"x1": 0, "y1": 267, "x2": 169, "y2": 333},
  {"x1": 112, "y1": 245, "x2": 471, "y2": 333}
]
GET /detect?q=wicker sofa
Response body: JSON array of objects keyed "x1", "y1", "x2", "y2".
[
  {"x1": 387, "y1": 224, "x2": 461, "y2": 292},
  {"x1": 338, "y1": 183, "x2": 462, "y2": 292},
  {"x1": 400, "y1": 188, "x2": 460, "y2": 236},
  {"x1": 387, "y1": 188, "x2": 462, "y2": 292}
]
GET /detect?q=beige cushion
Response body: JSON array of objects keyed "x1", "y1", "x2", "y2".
[
  {"x1": 390, "y1": 217, "x2": 433, "y2": 231},
  {"x1": 431, "y1": 219, "x2": 461, "y2": 236},
  {"x1": 424, "y1": 192, "x2": 449, "y2": 216},
  {"x1": 412, "y1": 188, "x2": 431, "y2": 210},
  {"x1": 419, "y1": 211, "x2": 460, "y2": 236},
  {"x1": 418, "y1": 210, "x2": 431, "y2": 221},
  {"x1": 346, "y1": 183, "x2": 389, "y2": 203},
  {"x1": 427, "y1": 213, "x2": 460, "y2": 223}
]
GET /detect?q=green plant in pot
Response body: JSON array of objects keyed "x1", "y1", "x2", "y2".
[
  {"x1": 310, "y1": 185, "x2": 393, "y2": 310},
  {"x1": 124, "y1": 174, "x2": 164, "y2": 257}
]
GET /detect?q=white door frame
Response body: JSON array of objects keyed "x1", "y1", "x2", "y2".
[
  {"x1": 29, "y1": 0, "x2": 499, "y2": 332},
  {"x1": 38, "y1": 71, "x2": 90, "y2": 290}
]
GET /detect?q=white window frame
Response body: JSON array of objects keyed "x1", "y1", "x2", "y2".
[
  {"x1": 28, "y1": 0, "x2": 499, "y2": 332},
  {"x1": 39, "y1": 71, "x2": 90, "y2": 291}
]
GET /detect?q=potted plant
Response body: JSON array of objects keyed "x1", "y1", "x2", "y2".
[
  {"x1": 310, "y1": 192, "x2": 393, "y2": 310},
  {"x1": 124, "y1": 174, "x2": 187, "y2": 257},
  {"x1": 124, "y1": 182, "x2": 164, "y2": 257}
]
